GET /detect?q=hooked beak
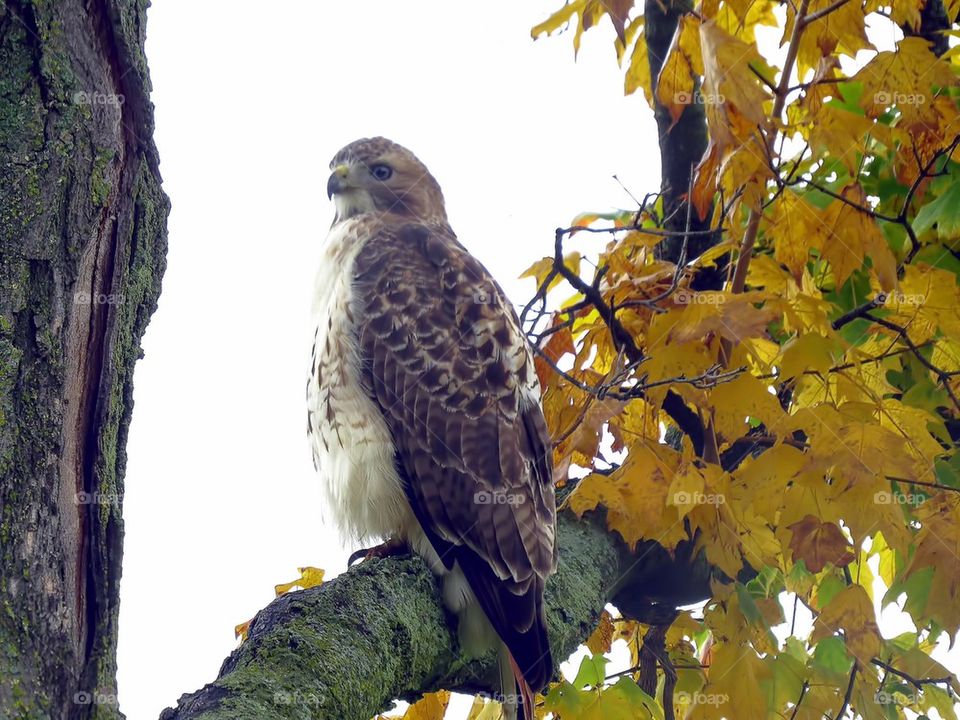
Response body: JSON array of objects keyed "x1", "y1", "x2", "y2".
[{"x1": 326, "y1": 164, "x2": 350, "y2": 199}]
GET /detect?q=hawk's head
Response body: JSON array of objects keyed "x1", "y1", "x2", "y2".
[{"x1": 327, "y1": 137, "x2": 447, "y2": 224}]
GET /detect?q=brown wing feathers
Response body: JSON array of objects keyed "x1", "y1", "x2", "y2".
[{"x1": 353, "y1": 222, "x2": 556, "y2": 691}]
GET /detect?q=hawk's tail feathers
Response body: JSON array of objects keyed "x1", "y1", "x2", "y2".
[{"x1": 499, "y1": 642, "x2": 534, "y2": 720}]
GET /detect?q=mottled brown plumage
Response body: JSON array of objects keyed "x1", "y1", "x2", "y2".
[{"x1": 307, "y1": 137, "x2": 557, "y2": 715}]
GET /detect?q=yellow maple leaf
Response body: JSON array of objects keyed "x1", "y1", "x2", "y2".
[
  {"x1": 655, "y1": 14, "x2": 702, "y2": 127},
  {"x1": 904, "y1": 494, "x2": 960, "y2": 635},
  {"x1": 585, "y1": 609, "x2": 615, "y2": 655},
  {"x1": 807, "y1": 103, "x2": 881, "y2": 177},
  {"x1": 695, "y1": 641, "x2": 770, "y2": 719},
  {"x1": 811, "y1": 584, "x2": 880, "y2": 665},
  {"x1": 691, "y1": 20, "x2": 773, "y2": 219},
  {"x1": 667, "y1": 461, "x2": 707, "y2": 519},
  {"x1": 878, "y1": 398, "x2": 945, "y2": 466},
  {"x1": 789, "y1": 55, "x2": 841, "y2": 125},
  {"x1": 778, "y1": 332, "x2": 837, "y2": 381},
  {"x1": 714, "y1": 0, "x2": 778, "y2": 43},
  {"x1": 820, "y1": 186, "x2": 896, "y2": 291},
  {"x1": 465, "y1": 696, "x2": 503, "y2": 720},
  {"x1": 887, "y1": 0, "x2": 925, "y2": 30},
  {"x1": 399, "y1": 691, "x2": 452, "y2": 720},
  {"x1": 856, "y1": 37, "x2": 958, "y2": 138},
  {"x1": 699, "y1": 20, "x2": 770, "y2": 132},
  {"x1": 567, "y1": 443, "x2": 688, "y2": 550},
  {"x1": 738, "y1": 509, "x2": 783, "y2": 571},
  {"x1": 708, "y1": 373, "x2": 786, "y2": 444},
  {"x1": 668, "y1": 291, "x2": 777, "y2": 346},
  {"x1": 897, "y1": 264, "x2": 960, "y2": 342},
  {"x1": 766, "y1": 192, "x2": 824, "y2": 280},
  {"x1": 732, "y1": 444, "x2": 808, "y2": 518},
  {"x1": 784, "y1": 0, "x2": 873, "y2": 76},
  {"x1": 531, "y1": 0, "x2": 635, "y2": 55},
  {"x1": 718, "y1": 141, "x2": 775, "y2": 213},
  {"x1": 623, "y1": 26, "x2": 653, "y2": 104},
  {"x1": 520, "y1": 252, "x2": 581, "y2": 293},
  {"x1": 275, "y1": 566, "x2": 325, "y2": 596},
  {"x1": 691, "y1": 493, "x2": 745, "y2": 579}
]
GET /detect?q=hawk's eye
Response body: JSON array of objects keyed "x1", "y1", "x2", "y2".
[{"x1": 369, "y1": 164, "x2": 393, "y2": 181}]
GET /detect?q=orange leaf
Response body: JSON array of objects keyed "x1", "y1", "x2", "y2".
[{"x1": 787, "y1": 515, "x2": 854, "y2": 573}]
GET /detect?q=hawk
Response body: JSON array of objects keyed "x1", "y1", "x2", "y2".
[{"x1": 306, "y1": 137, "x2": 557, "y2": 719}]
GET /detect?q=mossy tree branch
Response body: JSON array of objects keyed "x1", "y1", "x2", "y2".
[{"x1": 160, "y1": 511, "x2": 714, "y2": 720}]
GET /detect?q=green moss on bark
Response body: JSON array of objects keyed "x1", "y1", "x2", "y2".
[
  {"x1": 0, "y1": 0, "x2": 169, "y2": 716},
  {"x1": 160, "y1": 512, "x2": 624, "y2": 720}
]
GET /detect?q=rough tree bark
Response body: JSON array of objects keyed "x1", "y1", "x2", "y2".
[
  {"x1": 645, "y1": 0, "x2": 715, "y2": 274},
  {"x1": 0, "y1": 1, "x2": 168, "y2": 718}
]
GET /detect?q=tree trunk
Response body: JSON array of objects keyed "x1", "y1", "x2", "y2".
[
  {"x1": 645, "y1": 0, "x2": 723, "y2": 290},
  {"x1": 0, "y1": 1, "x2": 168, "y2": 717}
]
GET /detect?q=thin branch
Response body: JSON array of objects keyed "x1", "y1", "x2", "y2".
[
  {"x1": 755, "y1": 341, "x2": 934, "y2": 381},
  {"x1": 801, "y1": 0, "x2": 850, "y2": 26},
  {"x1": 706, "y1": 0, "x2": 811, "y2": 464},
  {"x1": 870, "y1": 658, "x2": 957, "y2": 690},
  {"x1": 555, "y1": 224, "x2": 719, "y2": 239},
  {"x1": 834, "y1": 663, "x2": 858, "y2": 720},
  {"x1": 883, "y1": 475, "x2": 960, "y2": 495},
  {"x1": 864, "y1": 312, "x2": 960, "y2": 412},
  {"x1": 553, "y1": 228, "x2": 643, "y2": 362},
  {"x1": 788, "y1": 680, "x2": 810, "y2": 720},
  {"x1": 529, "y1": 343, "x2": 742, "y2": 403},
  {"x1": 727, "y1": 0, "x2": 811, "y2": 298},
  {"x1": 831, "y1": 297, "x2": 884, "y2": 330},
  {"x1": 545, "y1": 228, "x2": 709, "y2": 450}
]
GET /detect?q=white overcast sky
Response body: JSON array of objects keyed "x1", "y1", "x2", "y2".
[{"x1": 117, "y1": 4, "x2": 958, "y2": 720}]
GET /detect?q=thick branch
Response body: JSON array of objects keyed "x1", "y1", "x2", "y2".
[{"x1": 161, "y1": 512, "x2": 713, "y2": 720}]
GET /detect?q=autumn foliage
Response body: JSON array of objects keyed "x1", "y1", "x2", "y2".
[{"x1": 513, "y1": 1, "x2": 960, "y2": 719}]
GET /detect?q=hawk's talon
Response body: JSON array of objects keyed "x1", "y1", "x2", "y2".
[
  {"x1": 348, "y1": 538, "x2": 407, "y2": 567},
  {"x1": 347, "y1": 547, "x2": 371, "y2": 567}
]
